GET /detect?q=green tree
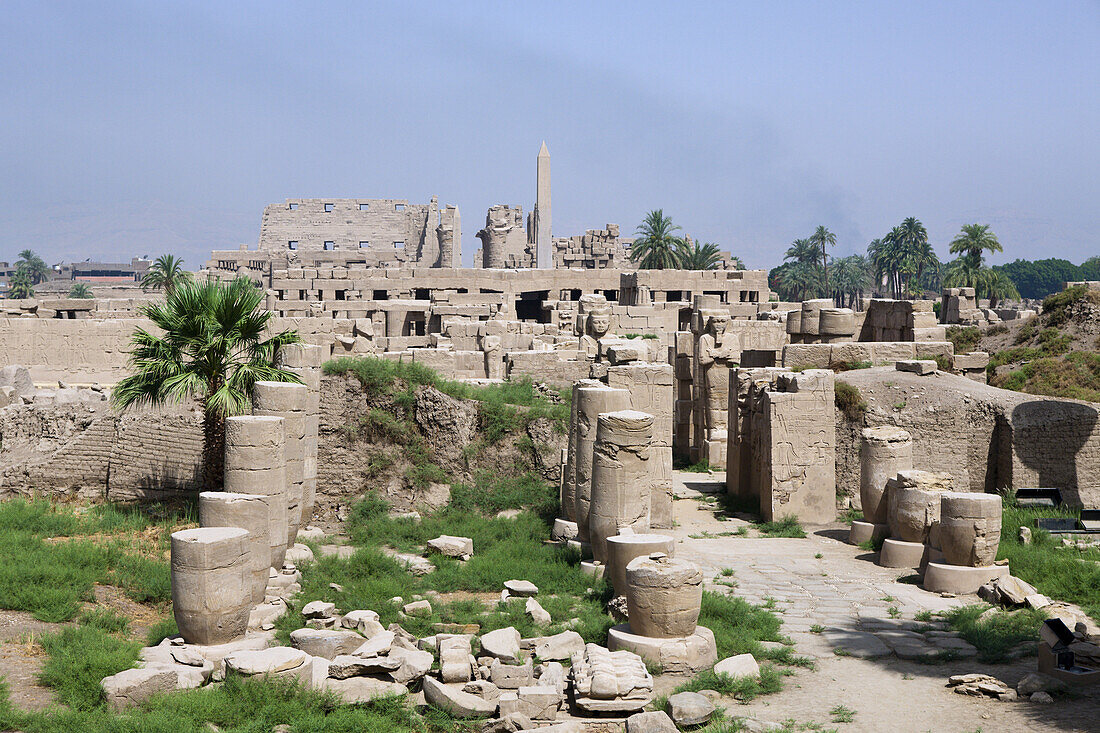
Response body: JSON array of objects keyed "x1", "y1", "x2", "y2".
[
  {"x1": 984, "y1": 269, "x2": 1020, "y2": 308},
  {"x1": 112, "y1": 278, "x2": 301, "y2": 490},
  {"x1": 630, "y1": 210, "x2": 686, "y2": 269},
  {"x1": 681, "y1": 240, "x2": 724, "y2": 270},
  {"x1": 1080, "y1": 256, "x2": 1100, "y2": 281},
  {"x1": 949, "y1": 224, "x2": 1002, "y2": 267},
  {"x1": 6, "y1": 266, "x2": 34, "y2": 299},
  {"x1": 16, "y1": 249, "x2": 50, "y2": 285},
  {"x1": 894, "y1": 217, "x2": 938, "y2": 297},
  {"x1": 68, "y1": 282, "x2": 93, "y2": 299},
  {"x1": 785, "y1": 238, "x2": 820, "y2": 265},
  {"x1": 727, "y1": 255, "x2": 746, "y2": 270},
  {"x1": 141, "y1": 254, "x2": 193, "y2": 295},
  {"x1": 830, "y1": 255, "x2": 872, "y2": 308},
  {"x1": 808, "y1": 225, "x2": 836, "y2": 290}
]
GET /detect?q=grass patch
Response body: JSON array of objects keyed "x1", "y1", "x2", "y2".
[
  {"x1": 831, "y1": 360, "x2": 872, "y2": 372},
  {"x1": 990, "y1": 351, "x2": 1100, "y2": 402},
  {"x1": 1041, "y1": 284, "x2": 1100, "y2": 327},
  {"x1": 673, "y1": 666, "x2": 784, "y2": 703},
  {"x1": 946, "y1": 325, "x2": 981, "y2": 354},
  {"x1": 675, "y1": 456, "x2": 714, "y2": 473},
  {"x1": 941, "y1": 604, "x2": 1045, "y2": 663},
  {"x1": 759, "y1": 516, "x2": 806, "y2": 539},
  {"x1": 834, "y1": 380, "x2": 867, "y2": 422},
  {"x1": 838, "y1": 508, "x2": 863, "y2": 525},
  {"x1": 38, "y1": 623, "x2": 141, "y2": 710},
  {"x1": 0, "y1": 498, "x2": 183, "y2": 622},
  {"x1": 829, "y1": 704, "x2": 856, "y2": 723},
  {"x1": 996, "y1": 499, "x2": 1100, "y2": 620}
]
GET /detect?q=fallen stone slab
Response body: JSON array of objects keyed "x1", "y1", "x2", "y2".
[
  {"x1": 626, "y1": 710, "x2": 678, "y2": 733},
  {"x1": 714, "y1": 653, "x2": 760, "y2": 679},
  {"x1": 387, "y1": 645, "x2": 434, "y2": 684},
  {"x1": 423, "y1": 676, "x2": 498, "y2": 717},
  {"x1": 353, "y1": 629, "x2": 395, "y2": 657},
  {"x1": 668, "y1": 691, "x2": 714, "y2": 727},
  {"x1": 403, "y1": 599, "x2": 432, "y2": 617},
  {"x1": 326, "y1": 675, "x2": 408, "y2": 703},
  {"x1": 290, "y1": 628, "x2": 365, "y2": 659},
  {"x1": 225, "y1": 647, "x2": 312, "y2": 683},
  {"x1": 329, "y1": 654, "x2": 402, "y2": 678},
  {"x1": 428, "y1": 535, "x2": 473, "y2": 560},
  {"x1": 301, "y1": 601, "x2": 336, "y2": 619},
  {"x1": 896, "y1": 360, "x2": 937, "y2": 376},
  {"x1": 525, "y1": 598, "x2": 551, "y2": 626},
  {"x1": 532, "y1": 631, "x2": 584, "y2": 661},
  {"x1": 342, "y1": 609, "x2": 385, "y2": 637},
  {"x1": 498, "y1": 686, "x2": 562, "y2": 720},
  {"x1": 481, "y1": 627, "x2": 522, "y2": 663},
  {"x1": 504, "y1": 580, "x2": 539, "y2": 597},
  {"x1": 101, "y1": 667, "x2": 177, "y2": 711},
  {"x1": 491, "y1": 659, "x2": 535, "y2": 689}
]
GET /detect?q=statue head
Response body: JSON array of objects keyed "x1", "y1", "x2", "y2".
[
  {"x1": 588, "y1": 310, "x2": 611, "y2": 338},
  {"x1": 707, "y1": 313, "x2": 729, "y2": 336}
]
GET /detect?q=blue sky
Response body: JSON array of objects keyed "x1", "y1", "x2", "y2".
[{"x1": 1, "y1": 1, "x2": 1097, "y2": 269}]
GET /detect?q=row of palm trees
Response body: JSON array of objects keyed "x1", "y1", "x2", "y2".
[
  {"x1": 629, "y1": 210, "x2": 744, "y2": 270},
  {"x1": 4, "y1": 252, "x2": 191, "y2": 299},
  {"x1": 771, "y1": 221, "x2": 1020, "y2": 307}
]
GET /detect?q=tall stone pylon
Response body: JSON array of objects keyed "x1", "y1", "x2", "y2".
[{"x1": 535, "y1": 141, "x2": 552, "y2": 268}]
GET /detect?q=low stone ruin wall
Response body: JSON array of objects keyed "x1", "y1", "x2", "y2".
[{"x1": 782, "y1": 341, "x2": 953, "y2": 370}]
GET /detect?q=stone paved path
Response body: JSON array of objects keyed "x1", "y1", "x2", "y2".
[{"x1": 658, "y1": 470, "x2": 1100, "y2": 733}]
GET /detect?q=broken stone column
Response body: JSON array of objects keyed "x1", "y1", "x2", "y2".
[
  {"x1": 553, "y1": 378, "x2": 603, "y2": 542},
  {"x1": 850, "y1": 426, "x2": 912, "y2": 546},
  {"x1": 198, "y1": 491, "x2": 270, "y2": 605},
  {"x1": 880, "y1": 470, "x2": 953, "y2": 570},
  {"x1": 588, "y1": 410, "x2": 653, "y2": 564},
  {"x1": 223, "y1": 415, "x2": 287, "y2": 569},
  {"x1": 606, "y1": 552, "x2": 717, "y2": 674},
  {"x1": 607, "y1": 363, "x2": 675, "y2": 529},
  {"x1": 572, "y1": 384, "x2": 632, "y2": 549},
  {"x1": 171, "y1": 527, "x2": 252, "y2": 645},
  {"x1": 277, "y1": 344, "x2": 323, "y2": 531},
  {"x1": 252, "y1": 381, "x2": 308, "y2": 549},
  {"x1": 605, "y1": 533, "x2": 675, "y2": 598},
  {"x1": 937, "y1": 492, "x2": 1002, "y2": 567},
  {"x1": 924, "y1": 492, "x2": 1009, "y2": 594}
]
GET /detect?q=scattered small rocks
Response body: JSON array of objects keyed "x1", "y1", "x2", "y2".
[
  {"x1": 946, "y1": 673, "x2": 1014, "y2": 700},
  {"x1": 978, "y1": 575, "x2": 1038, "y2": 607}
]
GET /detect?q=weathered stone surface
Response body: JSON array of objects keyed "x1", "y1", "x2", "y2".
[
  {"x1": 887, "y1": 470, "x2": 953, "y2": 543},
  {"x1": 624, "y1": 552, "x2": 702, "y2": 638},
  {"x1": 859, "y1": 426, "x2": 912, "y2": 524},
  {"x1": 386, "y1": 645, "x2": 434, "y2": 683},
  {"x1": 440, "y1": 635, "x2": 475, "y2": 683},
  {"x1": 895, "y1": 360, "x2": 937, "y2": 376},
  {"x1": 342, "y1": 609, "x2": 385, "y2": 637},
  {"x1": 328, "y1": 654, "x2": 402, "y2": 678},
  {"x1": 423, "y1": 676, "x2": 498, "y2": 717},
  {"x1": 938, "y1": 492, "x2": 1002, "y2": 567},
  {"x1": 171, "y1": 527, "x2": 252, "y2": 645},
  {"x1": 977, "y1": 575, "x2": 1039, "y2": 606},
  {"x1": 481, "y1": 627, "x2": 522, "y2": 663},
  {"x1": 225, "y1": 647, "x2": 310, "y2": 677},
  {"x1": 326, "y1": 675, "x2": 408, "y2": 703},
  {"x1": 101, "y1": 667, "x2": 177, "y2": 711},
  {"x1": 525, "y1": 598, "x2": 551, "y2": 626},
  {"x1": 352, "y1": 629, "x2": 394, "y2": 657},
  {"x1": 498, "y1": 686, "x2": 562, "y2": 720},
  {"x1": 428, "y1": 535, "x2": 474, "y2": 559},
  {"x1": 402, "y1": 599, "x2": 432, "y2": 617},
  {"x1": 589, "y1": 410, "x2": 654, "y2": 563},
  {"x1": 491, "y1": 659, "x2": 535, "y2": 689},
  {"x1": 714, "y1": 653, "x2": 760, "y2": 679},
  {"x1": 533, "y1": 631, "x2": 584, "y2": 661},
  {"x1": 947, "y1": 673, "x2": 1012, "y2": 698},
  {"x1": 302, "y1": 600, "x2": 336, "y2": 619},
  {"x1": 668, "y1": 691, "x2": 715, "y2": 727},
  {"x1": 626, "y1": 711, "x2": 678, "y2": 733},
  {"x1": 289, "y1": 628, "x2": 364, "y2": 659},
  {"x1": 464, "y1": 679, "x2": 501, "y2": 701},
  {"x1": 504, "y1": 580, "x2": 538, "y2": 597},
  {"x1": 571, "y1": 643, "x2": 653, "y2": 713},
  {"x1": 1017, "y1": 672, "x2": 1067, "y2": 696},
  {"x1": 606, "y1": 533, "x2": 675, "y2": 597},
  {"x1": 480, "y1": 712, "x2": 533, "y2": 733}
]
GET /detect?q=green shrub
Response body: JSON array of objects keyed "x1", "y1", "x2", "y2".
[
  {"x1": 1041, "y1": 284, "x2": 1100, "y2": 327},
  {"x1": 832, "y1": 360, "x2": 872, "y2": 372},
  {"x1": 834, "y1": 380, "x2": 867, "y2": 422},
  {"x1": 941, "y1": 605, "x2": 1045, "y2": 663},
  {"x1": 758, "y1": 516, "x2": 806, "y2": 538},
  {"x1": 38, "y1": 624, "x2": 141, "y2": 710},
  {"x1": 946, "y1": 326, "x2": 982, "y2": 354}
]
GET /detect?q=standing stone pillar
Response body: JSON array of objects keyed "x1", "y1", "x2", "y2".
[
  {"x1": 198, "y1": 492, "x2": 270, "y2": 605},
  {"x1": 588, "y1": 410, "x2": 653, "y2": 564},
  {"x1": 572, "y1": 385, "x2": 631, "y2": 548},
  {"x1": 224, "y1": 415, "x2": 287, "y2": 569},
  {"x1": 277, "y1": 344, "x2": 324, "y2": 530},
  {"x1": 850, "y1": 426, "x2": 912, "y2": 546},
  {"x1": 171, "y1": 527, "x2": 252, "y2": 645},
  {"x1": 605, "y1": 533, "x2": 674, "y2": 598},
  {"x1": 252, "y1": 381, "x2": 308, "y2": 549},
  {"x1": 923, "y1": 492, "x2": 1009, "y2": 593},
  {"x1": 879, "y1": 470, "x2": 952, "y2": 570},
  {"x1": 553, "y1": 378, "x2": 603, "y2": 542}
]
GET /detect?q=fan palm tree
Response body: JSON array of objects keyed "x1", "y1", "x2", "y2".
[
  {"x1": 808, "y1": 226, "x2": 837, "y2": 289},
  {"x1": 112, "y1": 277, "x2": 301, "y2": 490},
  {"x1": 142, "y1": 254, "x2": 193, "y2": 295},
  {"x1": 942, "y1": 256, "x2": 984, "y2": 291},
  {"x1": 68, "y1": 282, "x2": 93, "y2": 299},
  {"x1": 17, "y1": 250, "x2": 50, "y2": 285},
  {"x1": 681, "y1": 241, "x2": 724, "y2": 270},
  {"x1": 6, "y1": 266, "x2": 34, "y2": 299},
  {"x1": 949, "y1": 224, "x2": 1001, "y2": 267},
  {"x1": 630, "y1": 210, "x2": 685, "y2": 269}
]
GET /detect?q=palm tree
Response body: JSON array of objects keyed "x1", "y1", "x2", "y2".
[
  {"x1": 785, "y1": 238, "x2": 820, "y2": 265},
  {"x1": 681, "y1": 241, "x2": 724, "y2": 270},
  {"x1": 830, "y1": 255, "x2": 872, "y2": 308},
  {"x1": 942, "y1": 256, "x2": 984, "y2": 291},
  {"x1": 142, "y1": 254, "x2": 193, "y2": 295},
  {"x1": 630, "y1": 210, "x2": 686, "y2": 270},
  {"x1": 985, "y1": 269, "x2": 1020, "y2": 308},
  {"x1": 949, "y1": 224, "x2": 1001, "y2": 267},
  {"x1": 6, "y1": 266, "x2": 34, "y2": 299},
  {"x1": 727, "y1": 255, "x2": 746, "y2": 270},
  {"x1": 68, "y1": 282, "x2": 93, "y2": 299},
  {"x1": 112, "y1": 277, "x2": 301, "y2": 490},
  {"x1": 894, "y1": 217, "x2": 937, "y2": 297},
  {"x1": 808, "y1": 226, "x2": 837, "y2": 290},
  {"x1": 17, "y1": 250, "x2": 50, "y2": 285}
]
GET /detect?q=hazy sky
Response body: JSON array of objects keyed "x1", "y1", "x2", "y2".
[{"x1": 2, "y1": 1, "x2": 1097, "y2": 269}]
